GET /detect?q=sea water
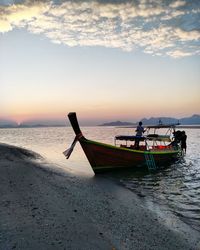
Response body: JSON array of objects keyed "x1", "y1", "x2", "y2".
[{"x1": 0, "y1": 126, "x2": 199, "y2": 232}]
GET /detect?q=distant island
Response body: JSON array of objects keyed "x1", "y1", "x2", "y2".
[
  {"x1": 0, "y1": 114, "x2": 200, "y2": 128},
  {"x1": 0, "y1": 119, "x2": 66, "y2": 128},
  {"x1": 99, "y1": 114, "x2": 200, "y2": 126},
  {"x1": 0, "y1": 124, "x2": 66, "y2": 129},
  {"x1": 99, "y1": 121, "x2": 135, "y2": 126}
]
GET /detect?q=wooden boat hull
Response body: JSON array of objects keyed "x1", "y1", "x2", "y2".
[
  {"x1": 79, "y1": 138, "x2": 180, "y2": 173},
  {"x1": 67, "y1": 112, "x2": 181, "y2": 174}
]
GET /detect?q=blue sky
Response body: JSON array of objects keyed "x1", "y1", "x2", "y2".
[{"x1": 0, "y1": 0, "x2": 200, "y2": 124}]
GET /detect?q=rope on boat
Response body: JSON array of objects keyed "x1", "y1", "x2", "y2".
[{"x1": 144, "y1": 153, "x2": 157, "y2": 170}]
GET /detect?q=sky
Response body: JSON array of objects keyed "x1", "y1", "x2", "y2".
[{"x1": 0, "y1": 0, "x2": 200, "y2": 125}]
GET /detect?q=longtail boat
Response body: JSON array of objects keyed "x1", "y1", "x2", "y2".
[{"x1": 64, "y1": 112, "x2": 183, "y2": 174}]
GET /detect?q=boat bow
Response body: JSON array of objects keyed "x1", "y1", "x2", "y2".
[{"x1": 63, "y1": 113, "x2": 84, "y2": 159}]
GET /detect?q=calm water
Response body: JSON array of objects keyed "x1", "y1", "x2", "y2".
[{"x1": 0, "y1": 126, "x2": 199, "y2": 231}]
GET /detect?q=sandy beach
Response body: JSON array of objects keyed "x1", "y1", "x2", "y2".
[{"x1": 0, "y1": 143, "x2": 199, "y2": 250}]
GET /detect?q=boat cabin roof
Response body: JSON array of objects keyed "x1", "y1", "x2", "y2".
[{"x1": 115, "y1": 123, "x2": 179, "y2": 143}]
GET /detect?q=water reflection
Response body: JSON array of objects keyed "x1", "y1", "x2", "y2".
[{"x1": 101, "y1": 157, "x2": 200, "y2": 231}]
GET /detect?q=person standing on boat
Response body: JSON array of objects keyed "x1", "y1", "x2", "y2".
[{"x1": 135, "y1": 121, "x2": 145, "y2": 149}]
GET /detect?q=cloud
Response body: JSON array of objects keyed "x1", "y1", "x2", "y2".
[
  {"x1": 0, "y1": 18, "x2": 12, "y2": 32},
  {"x1": 175, "y1": 28, "x2": 200, "y2": 41},
  {"x1": 169, "y1": 0, "x2": 186, "y2": 8},
  {"x1": 0, "y1": 1, "x2": 49, "y2": 31},
  {"x1": 166, "y1": 50, "x2": 194, "y2": 58},
  {"x1": 0, "y1": 0, "x2": 200, "y2": 58}
]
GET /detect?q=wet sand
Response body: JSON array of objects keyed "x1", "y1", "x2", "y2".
[{"x1": 0, "y1": 143, "x2": 199, "y2": 250}]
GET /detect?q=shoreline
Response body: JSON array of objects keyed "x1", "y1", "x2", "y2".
[{"x1": 0, "y1": 143, "x2": 199, "y2": 249}]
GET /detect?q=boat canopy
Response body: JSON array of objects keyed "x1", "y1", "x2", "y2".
[{"x1": 115, "y1": 122, "x2": 179, "y2": 145}]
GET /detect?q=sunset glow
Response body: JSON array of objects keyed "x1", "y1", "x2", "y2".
[{"x1": 1, "y1": 0, "x2": 200, "y2": 125}]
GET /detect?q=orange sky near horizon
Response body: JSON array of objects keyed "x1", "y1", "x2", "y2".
[
  {"x1": 1, "y1": 66, "x2": 200, "y2": 123},
  {"x1": 1, "y1": 0, "x2": 200, "y2": 124},
  {"x1": 2, "y1": 97, "x2": 200, "y2": 124}
]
